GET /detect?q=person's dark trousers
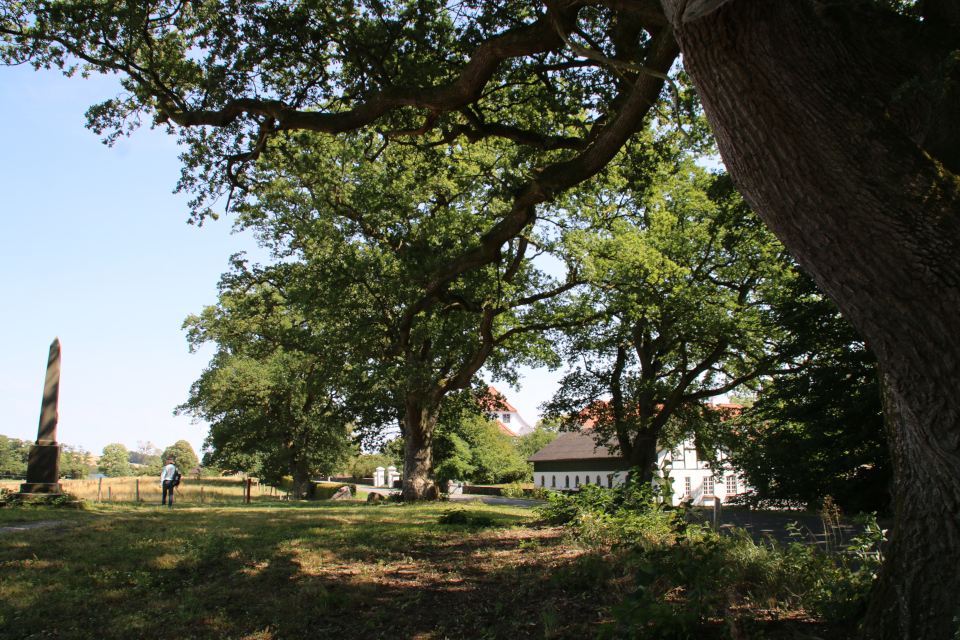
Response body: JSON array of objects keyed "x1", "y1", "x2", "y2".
[{"x1": 162, "y1": 480, "x2": 175, "y2": 506}]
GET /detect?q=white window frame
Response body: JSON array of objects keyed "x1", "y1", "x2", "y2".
[{"x1": 725, "y1": 474, "x2": 738, "y2": 495}]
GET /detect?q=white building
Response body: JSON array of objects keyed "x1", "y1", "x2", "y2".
[
  {"x1": 482, "y1": 386, "x2": 535, "y2": 437},
  {"x1": 527, "y1": 429, "x2": 746, "y2": 506}
]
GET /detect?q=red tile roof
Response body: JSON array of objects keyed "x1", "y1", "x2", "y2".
[
  {"x1": 496, "y1": 419, "x2": 521, "y2": 438},
  {"x1": 481, "y1": 385, "x2": 518, "y2": 412},
  {"x1": 572, "y1": 400, "x2": 742, "y2": 429}
]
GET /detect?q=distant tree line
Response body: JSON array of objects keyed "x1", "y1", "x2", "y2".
[
  {"x1": 97, "y1": 440, "x2": 201, "y2": 478},
  {"x1": 0, "y1": 436, "x2": 203, "y2": 481},
  {"x1": 0, "y1": 435, "x2": 93, "y2": 479}
]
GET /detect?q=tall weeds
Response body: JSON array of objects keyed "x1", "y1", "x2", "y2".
[{"x1": 538, "y1": 477, "x2": 887, "y2": 638}]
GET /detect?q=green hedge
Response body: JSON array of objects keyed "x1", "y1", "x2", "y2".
[
  {"x1": 273, "y1": 478, "x2": 358, "y2": 500},
  {"x1": 313, "y1": 482, "x2": 358, "y2": 500}
]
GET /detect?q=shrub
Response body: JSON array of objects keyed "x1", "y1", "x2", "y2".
[
  {"x1": 601, "y1": 515, "x2": 888, "y2": 638},
  {"x1": 312, "y1": 483, "x2": 357, "y2": 500},
  {"x1": 0, "y1": 488, "x2": 85, "y2": 509},
  {"x1": 536, "y1": 470, "x2": 679, "y2": 547},
  {"x1": 501, "y1": 481, "x2": 527, "y2": 499},
  {"x1": 540, "y1": 468, "x2": 890, "y2": 637},
  {"x1": 526, "y1": 486, "x2": 551, "y2": 501},
  {"x1": 437, "y1": 507, "x2": 496, "y2": 527}
]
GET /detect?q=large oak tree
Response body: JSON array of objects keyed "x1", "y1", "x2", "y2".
[
  {"x1": 544, "y1": 151, "x2": 794, "y2": 481},
  {"x1": 4, "y1": 0, "x2": 959, "y2": 635},
  {"x1": 189, "y1": 135, "x2": 586, "y2": 500}
]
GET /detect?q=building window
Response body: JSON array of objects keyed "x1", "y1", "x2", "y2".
[
  {"x1": 552, "y1": 475, "x2": 556, "y2": 488},
  {"x1": 596, "y1": 475, "x2": 601, "y2": 486},
  {"x1": 541, "y1": 476, "x2": 546, "y2": 488},
  {"x1": 725, "y1": 474, "x2": 738, "y2": 494},
  {"x1": 575, "y1": 475, "x2": 580, "y2": 487},
  {"x1": 684, "y1": 477, "x2": 691, "y2": 496},
  {"x1": 502, "y1": 413, "x2": 511, "y2": 423},
  {"x1": 565, "y1": 476, "x2": 570, "y2": 488},
  {"x1": 704, "y1": 475, "x2": 715, "y2": 495}
]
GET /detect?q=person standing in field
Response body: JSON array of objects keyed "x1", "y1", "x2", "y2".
[{"x1": 159, "y1": 458, "x2": 179, "y2": 507}]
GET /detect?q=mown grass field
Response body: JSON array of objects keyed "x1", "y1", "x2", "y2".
[{"x1": 0, "y1": 499, "x2": 620, "y2": 640}]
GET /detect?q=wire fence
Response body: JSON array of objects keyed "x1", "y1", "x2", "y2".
[{"x1": 1, "y1": 477, "x2": 291, "y2": 504}]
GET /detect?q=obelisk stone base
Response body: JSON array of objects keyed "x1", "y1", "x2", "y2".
[
  {"x1": 16, "y1": 483, "x2": 64, "y2": 494},
  {"x1": 20, "y1": 444, "x2": 62, "y2": 494}
]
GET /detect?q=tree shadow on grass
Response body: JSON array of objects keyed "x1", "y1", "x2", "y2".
[{"x1": 1, "y1": 502, "x2": 613, "y2": 639}]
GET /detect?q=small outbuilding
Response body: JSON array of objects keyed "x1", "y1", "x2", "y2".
[{"x1": 527, "y1": 431, "x2": 629, "y2": 492}]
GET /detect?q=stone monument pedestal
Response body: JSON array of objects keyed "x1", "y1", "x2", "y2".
[
  {"x1": 16, "y1": 483, "x2": 64, "y2": 495},
  {"x1": 18, "y1": 443, "x2": 62, "y2": 495},
  {"x1": 4, "y1": 339, "x2": 67, "y2": 504}
]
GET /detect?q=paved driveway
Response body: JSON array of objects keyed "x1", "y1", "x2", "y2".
[
  {"x1": 705, "y1": 510, "x2": 865, "y2": 550},
  {"x1": 364, "y1": 487, "x2": 546, "y2": 508}
]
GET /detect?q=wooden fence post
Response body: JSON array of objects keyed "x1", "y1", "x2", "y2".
[
  {"x1": 108, "y1": 486, "x2": 111, "y2": 501},
  {"x1": 97, "y1": 477, "x2": 102, "y2": 503},
  {"x1": 246, "y1": 478, "x2": 252, "y2": 504},
  {"x1": 136, "y1": 478, "x2": 140, "y2": 503}
]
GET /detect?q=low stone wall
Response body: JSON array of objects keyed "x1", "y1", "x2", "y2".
[{"x1": 326, "y1": 476, "x2": 374, "y2": 486}]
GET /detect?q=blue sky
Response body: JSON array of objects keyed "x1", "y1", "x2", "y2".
[{"x1": 0, "y1": 64, "x2": 562, "y2": 458}]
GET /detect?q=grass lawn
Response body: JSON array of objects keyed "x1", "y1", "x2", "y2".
[{"x1": 0, "y1": 499, "x2": 619, "y2": 640}]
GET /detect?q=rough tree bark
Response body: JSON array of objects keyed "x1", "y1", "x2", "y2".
[
  {"x1": 661, "y1": 1, "x2": 960, "y2": 637},
  {"x1": 401, "y1": 400, "x2": 441, "y2": 501}
]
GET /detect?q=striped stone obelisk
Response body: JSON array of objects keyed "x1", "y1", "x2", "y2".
[{"x1": 19, "y1": 338, "x2": 63, "y2": 494}]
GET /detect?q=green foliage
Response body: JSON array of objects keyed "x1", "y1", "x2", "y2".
[
  {"x1": 99, "y1": 443, "x2": 132, "y2": 478},
  {"x1": 434, "y1": 414, "x2": 528, "y2": 485},
  {"x1": 134, "y1": 458, "x2": 164, "y2": 478},
  {"x1": 0, "y1": 435, "x2": 29, "y2": 476},
  {"x1": 605, "y1": 534, "x2": 727, "y2": 640},
  {"x1": 161, "y1": 440, "x2": 199, "y2": 474},
  {"x1": 437, "y1": 507, "x2": 496, "y2": 528},
  {"x1": 514, "y1": 424, "x2": 559, "y2": 461},
  {"x1": 178, "y1": 298, "x2": 354, "y2": 493},
  {"x1": 724, "y1": 271, "x2": 892, "y2": 514},
  {"x1": 310, "y1": 483, "x2": 358, "y2": 500},
  {"x1": 0, "y1": 488, "x2": 85, "y2": 509},
  {"x1": 58, "y1": 445, "x2": 89, "y2": 480},
  {"x1": 543, "y1": 472, "x2": 890, "y2": 638},
  {"x1": 197, "y1": 465, "x2": 222, "y2": 479},
  {"x1": 544, "y1": 157, "x2": 794, "y2": 478},
  {"x1": 128, "y1": 452, "x2": 160, "y2": 466},
  {"x1": 527, "y1": 486, "x2": 551, "y2": 501},
  {"x1": 500, "y1": 481, "x2": 527, "y2": 499},
  {"x1": 173, "y1": 132, "x2": 585, "y2": 499},
  {"x1": 0, "y1": 0, "x2": 702, "y2": 503},
  {"x1": 343, "y1": 454, "x2": 394, "y2": 480},
  {"x1": 537, "y1": 470, "x2": 679, "y2": 547},
  {"x1": 500, "y1": 482, "x2": 551, "y2": 501},
  {"x1": 597, "y1": 516, "x2": 888, "y2": 638}
]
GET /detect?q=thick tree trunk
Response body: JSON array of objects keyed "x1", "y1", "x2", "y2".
[
  {"x1": 662, "y1": 1, "x2": 960, "y2": 637},
  {"x1": 626, "y1": 431, "x2": 660, "y2": 486},
  {"x1": 401, "y1": 401, "x2": 441, "y2": 501},
  {"x1": 288, "y1": 449, "x2": 312, "y2": 500}
]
